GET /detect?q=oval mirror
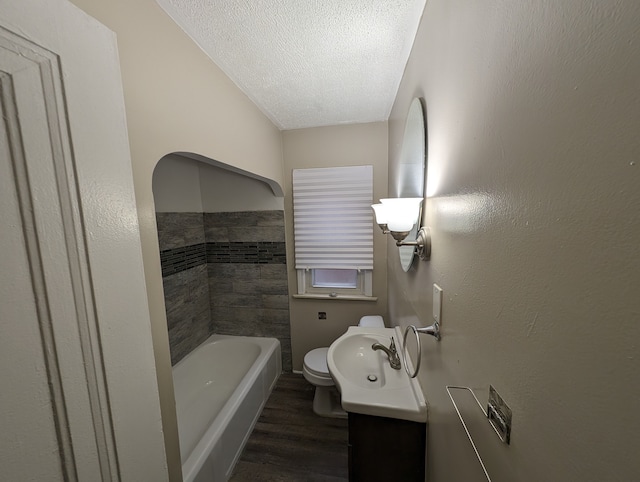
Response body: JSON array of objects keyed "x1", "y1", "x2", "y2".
[{"x1": 397, "y1": 98, "x2": 427, "y2": 271}]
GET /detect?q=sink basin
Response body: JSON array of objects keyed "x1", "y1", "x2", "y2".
[
  {"x1": 327, "y1": 326, "x2": 427, "y2": 422},
  {"x1": 327, "y1": 331, "x2": 406, "y2": 390}
]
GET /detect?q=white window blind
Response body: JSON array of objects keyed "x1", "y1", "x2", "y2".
[{"x1": 293, "y1": 165, "x2": 373, "y2": 270}]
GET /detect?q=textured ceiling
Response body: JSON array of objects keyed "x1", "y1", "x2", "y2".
[{"x1": 156, "y1": 0, "x2": 426, "y2": 130}]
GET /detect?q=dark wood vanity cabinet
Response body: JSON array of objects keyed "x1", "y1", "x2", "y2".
[{"x1": 348, "y1": 412, "x2": 426, "y2": 481}]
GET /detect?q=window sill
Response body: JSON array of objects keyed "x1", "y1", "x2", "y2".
[{"x1": 292, "y1": 294, "x2": 378, "y2": 302}]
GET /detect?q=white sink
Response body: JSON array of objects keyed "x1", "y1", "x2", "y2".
[{"x1": 327, "y1": 326, "x2": 427, "y2": 422}]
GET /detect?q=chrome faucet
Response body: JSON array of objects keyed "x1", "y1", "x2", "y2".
[{"x1": 372, "y1": 337, "x2": 401, "y2": 370}]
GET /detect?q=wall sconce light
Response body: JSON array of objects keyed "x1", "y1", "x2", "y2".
[{"x1": 372, "y1": 198, "x2": 431, "y2": 261}]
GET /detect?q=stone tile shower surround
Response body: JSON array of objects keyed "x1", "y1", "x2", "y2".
[
  {"x1": 156, "y1": 211, "x2": 291, "y2": 369},
  {"x1": 157, "y1": 212, "x2": 209, "y2": 365}
]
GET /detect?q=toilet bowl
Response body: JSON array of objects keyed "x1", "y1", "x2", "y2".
[{"x1": 302, "y1": 315, "x2": 385, "y2": 418}]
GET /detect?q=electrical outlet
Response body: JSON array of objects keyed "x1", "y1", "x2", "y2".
[
  {"x1": 433, "y1": 284, "x2": 443, "y2": 323},
  {"x1": 318, "y1": 312, "x2": 327, "y2": 320}
]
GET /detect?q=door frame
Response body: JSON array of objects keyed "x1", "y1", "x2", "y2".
[{"x1": 0, "y1": 0, "x2": 168, "y2": 480}]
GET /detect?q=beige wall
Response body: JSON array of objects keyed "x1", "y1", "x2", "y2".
[
  {"x1": 283, "y1": 122, "x2": 389, "y2": 371},
  {"x1": 68, "y1": 1, "x2": 284, "y2": 480},
  {"x1": 390, "y1": 1, "x2": 640, "y2": 481}
]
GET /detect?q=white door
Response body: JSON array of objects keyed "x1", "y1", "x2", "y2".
[{"x1": 0, "y1": 1, "x2": 168, "y2": 480}]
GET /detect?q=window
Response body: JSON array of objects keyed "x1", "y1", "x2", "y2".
[
  {"x1": 312, "y1": 269, "x2": 357, "y2": 288},
  {"x1": 292, "y1": 165, "x2": 374, "y2": 298}
]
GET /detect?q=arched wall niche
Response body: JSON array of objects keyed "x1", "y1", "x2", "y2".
[
  {"x1": 152, "y1": 152, "x2": 291, "y2": 370},
  {"x1": 179, "y1": 151, "x2": 284, "y2": 196},
  {"x1": 153, "y1": 152, "x2": 284, "y2": 213}
]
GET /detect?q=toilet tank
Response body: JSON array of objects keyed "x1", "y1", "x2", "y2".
[{"x1": 358, "y1": 315, "x2": 385, "y2": 328}]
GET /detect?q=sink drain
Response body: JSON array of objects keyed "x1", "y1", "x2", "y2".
[{"x1": 367, "y1": 374, "x2": 378, "y2": 382}]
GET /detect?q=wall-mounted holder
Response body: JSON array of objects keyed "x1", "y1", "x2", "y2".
[
  {"x1": 401, "y1": 322, "x2": 440, "y2": 378},
  {"x1": 487, "y1": 385, "x2": 512, "y2": 444},
  {"x1": 446, "y1": 385, "x2": 513, "y2": 482}
]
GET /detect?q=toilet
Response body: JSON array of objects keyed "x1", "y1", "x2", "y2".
[{"x1": 302, "y1": 315, "x2": 385, "y2": 418}]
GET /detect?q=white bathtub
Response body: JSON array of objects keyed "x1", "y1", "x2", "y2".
[{"x1": 172, "y1": 335, "x2": 281, "y2": 482}]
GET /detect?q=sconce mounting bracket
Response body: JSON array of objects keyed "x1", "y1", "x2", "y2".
[
  {"x1": 395, "y1": 227, "x2": 431, "y2": 261},
  {"x1": 415, "y1": 227, "x2": 431, "y2": 261}
]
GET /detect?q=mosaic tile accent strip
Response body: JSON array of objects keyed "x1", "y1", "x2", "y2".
[
  {"x1": 206, "y1": 241, "x2": 286, "y2": 264},
  {"x1": 160, "y1": 241, "x2": 286, "y2": 276},
  {"x1": 160, "y1": 243, "x2": 206, "y2": 276}
]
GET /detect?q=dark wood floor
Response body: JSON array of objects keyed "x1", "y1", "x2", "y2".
[{"x1": 230, "y1": 373, "x2": 349, "y2": 481}]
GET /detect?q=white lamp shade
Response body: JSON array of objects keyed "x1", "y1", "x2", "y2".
[
  {"x1": 380, "y1": 197, "x2": 422, "y2": 232},
  {"x1": 387, "y1": 217, "x2": 416, "y2": 232},
  {"x1": 371, "y1": 204, "x2": 389, "y2": 224}
]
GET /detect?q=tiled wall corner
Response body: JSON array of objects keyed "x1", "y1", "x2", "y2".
[
  {"x1": 156, "y1": 212, "x2": 205, "y2": 250},
  {"x1": 205, "y1": 211, "x2": 291, "y2": 372},
  {"x1": 204, "y1": 211, "x2": 286, "y2": 242},
  {"x1": 209, "y1": 263, "x2": 291, "y2": 371},
  {"x1": 157, "y1": 211, "x2": 291, "y2": 370},
  {"x1": 157, "y1": 212, "x2": 210, "y2": 365},
  {"x1": 163, "y1": 264, "x2": 210, "y2": 365}
]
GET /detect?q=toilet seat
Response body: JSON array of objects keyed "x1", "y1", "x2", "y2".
[
  {"x1": 303, "y1": 347, "x2": 334, "y2": 387},
  {"x1": 304, "y1": 347, "x2": 330, "y2": 378}
]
